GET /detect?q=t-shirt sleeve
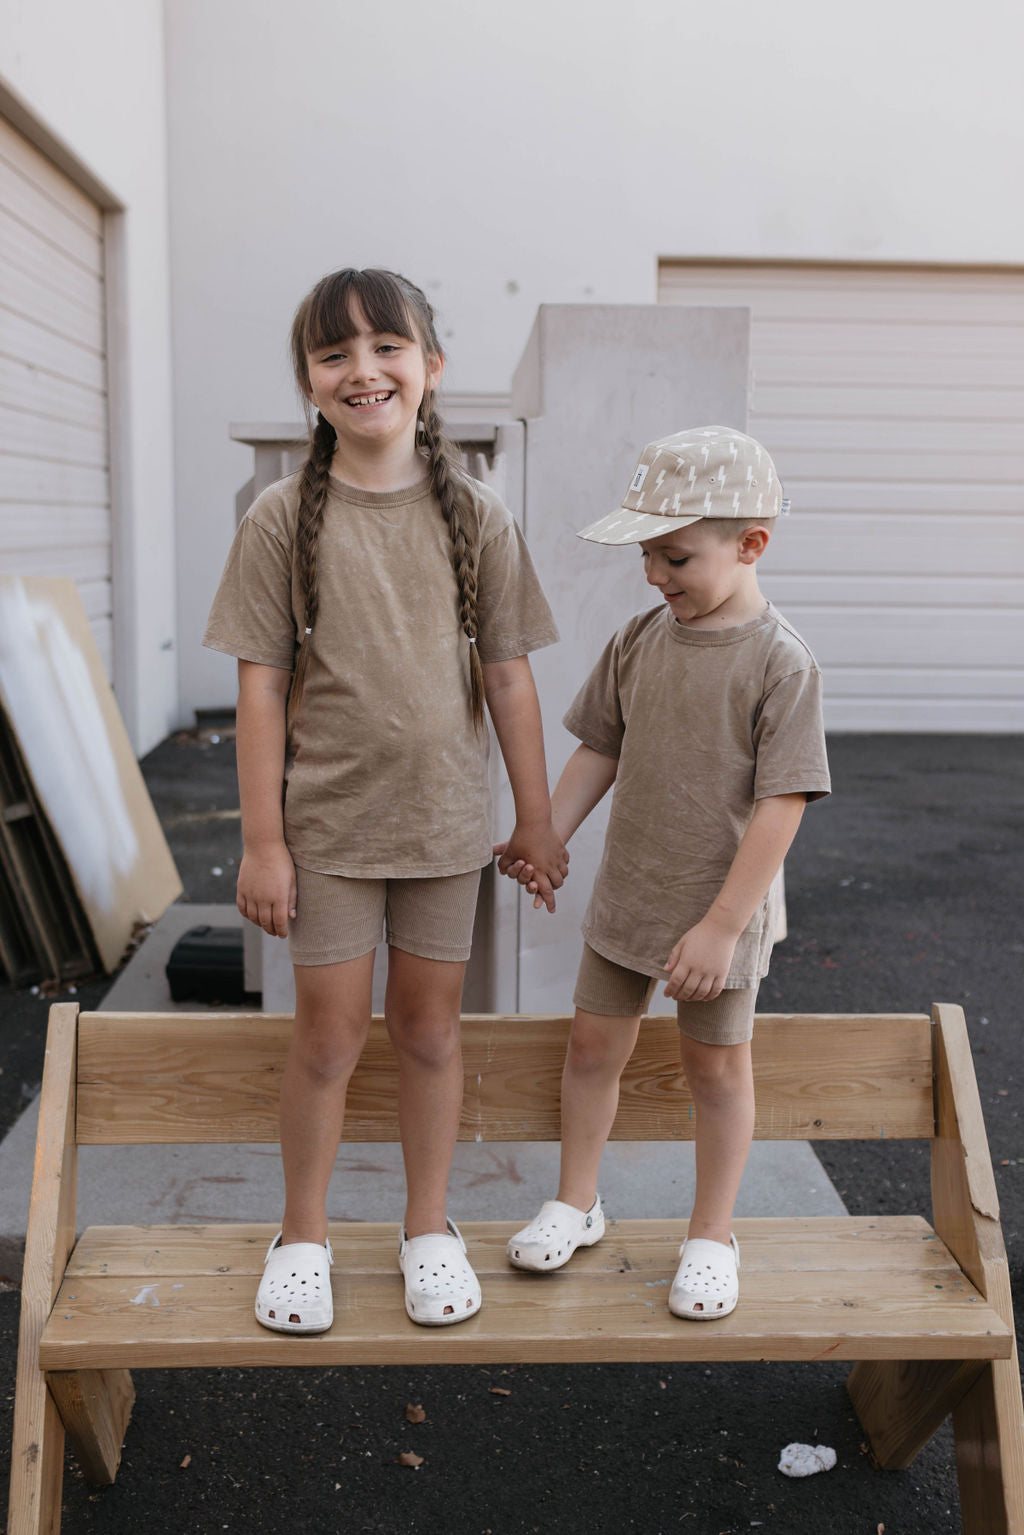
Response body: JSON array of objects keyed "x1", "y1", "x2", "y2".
[
  {"x1": 474, "y1": 521, "x2": 559, "y2": 664},
  {"x1": 202, "y1": 514, "x2": 297, "y2": 671},
  {"x1": 561, "y1": 631, "x2": 625, "y2": 758},
  {"x1": 753, "y1": 666, "x2": 831, "y2": 802}
]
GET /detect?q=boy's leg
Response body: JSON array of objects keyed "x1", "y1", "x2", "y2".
[
  {"x1": 557, "y1": 1007, "x2": 643, "y2": 1210},
  {"x1": 679, "y1": 1033, "x2": 755, "y2": 1246}
]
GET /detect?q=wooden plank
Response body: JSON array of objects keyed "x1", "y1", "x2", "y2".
[
  {"x1": 74, "y1": 1012, "x2": 936, "y2": 1145},
  {"x1": 930, "y1": 1004, "x2": 1024, "y2": 1533},
  {"x1": 45, "y1": 1369, "x2": 134, "y2": 1487},
  {"x1": 847, "y1": 1356, "x2": 988, "y2": 1468},
  {"x1": 62, "y1": 1215, "x2": 963, "y2": 1278},
  {"x1": 39, "y1": 1218, "x2": 1009, "y2": 1372},
  {"x1": 6, "y1": 1002, "x2": 78, "y2": 1535}
]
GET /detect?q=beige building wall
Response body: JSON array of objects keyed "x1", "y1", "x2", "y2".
[{"x1": 163, "y1": 0, "x2": 1024, "y2": 729}]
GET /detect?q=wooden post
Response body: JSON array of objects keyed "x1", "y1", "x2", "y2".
[
  {"x1": 7, "y1": 1004, "x2": 78, "y2": 1534},
  {"x1": 930, "y1": 1003, "x2": 1024, "y2": 1535}
]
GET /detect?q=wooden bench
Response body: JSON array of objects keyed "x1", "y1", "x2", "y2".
[{"x1": 9, "y1": 1002, "x2": 1024, "y2": 1533}]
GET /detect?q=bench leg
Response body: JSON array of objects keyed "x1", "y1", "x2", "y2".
[
  {"x1": 45, "y1": 1369, "x2": 135, "y2": 1487},
  {"x1": 951, "y1": 1357, "x2": 1024, "y2": 1535},
  {"x1": 846, "y1": 1356, "x2": 986, "y2": 1469},
  {"x1": 7, "y1": 1371, "x2": 66, "y2": 1535}
]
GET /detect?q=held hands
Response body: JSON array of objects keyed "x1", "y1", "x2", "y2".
[
  {"x1": 663, "y1": 917, "x2": 740, "y2": 1002},
  {"x1": 236, "y1": 843, "x2": 297, "y2": 938},
  {"x1": 493, "y1": 822, "x2": 569, "y2": 914}
]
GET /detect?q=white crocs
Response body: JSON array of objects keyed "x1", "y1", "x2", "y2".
[
  {"x1": 669, "y1": 1232, "x2": 740, "y2": 1320},
  {"x1": 506, "y1": 1196, "x2": 605, "y2": 1272},
  {"x1": 255, "y1": 1231, "x2": 334, "y2": 1334},
  {"x1": 398, "y1": 1219, "x2": 482, "y2": 1326}
]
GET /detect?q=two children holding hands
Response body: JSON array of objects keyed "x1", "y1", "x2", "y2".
[{"x1": 206, "y1": 267, "x2": 827, "y2": 1334}]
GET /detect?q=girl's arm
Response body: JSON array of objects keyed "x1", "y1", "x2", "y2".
[
  {"x1": 498, "y1": 743, "x2": 619, "y2": 910},
  {"x1": 482, "y1": 655, "x2": 568, "y2": 912},
  {"x1": 235, "y1": 658, "x2": 296, "y2": 937},
  {"x1": 663, "y1": 792, "x2": 806, "y2": 1002}
]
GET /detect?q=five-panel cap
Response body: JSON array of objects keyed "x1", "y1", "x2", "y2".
[{"x1": 577, "y1": 425, "x2": 784, "y2": 545}]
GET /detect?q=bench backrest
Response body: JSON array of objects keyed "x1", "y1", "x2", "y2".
[{"x1": 73, "y1": 1010, "x2": 936, "y2": 1145}]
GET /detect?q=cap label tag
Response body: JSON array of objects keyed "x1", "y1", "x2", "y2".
[{"x1": 630, "y1": 463, "x2": 650, "y2": 494}]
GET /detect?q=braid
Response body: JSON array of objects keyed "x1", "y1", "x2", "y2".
[
  {"x1": 287, "y1": 410, "x2": 334, "y2": 727},
  {"x1": 420, "y1": 390, "x2": 486, "y2": 729}
]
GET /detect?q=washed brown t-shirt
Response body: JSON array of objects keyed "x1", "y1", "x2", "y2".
[
  {"x1": 564, "y1": 603, "x2": 830, "y2": 987},
  {"x1": 204, "y1": 472, "x2": 558, "y2": 877}
]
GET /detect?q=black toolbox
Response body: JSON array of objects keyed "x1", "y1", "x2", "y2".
[{"x1": 165, "y1": 924, "x2": 248, "y2": 1004}]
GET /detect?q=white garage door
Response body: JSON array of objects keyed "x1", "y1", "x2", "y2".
[
  {"x1": 658, "y1": 262, "x2": 1024, "y2": 731},
  {"x1": 0, "y1": 114, "x2": 112, "y2": 674}
]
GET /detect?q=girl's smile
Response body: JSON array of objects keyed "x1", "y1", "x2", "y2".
[{"x1": 304, "y1": 300, "x2": 443, "y2": 471}]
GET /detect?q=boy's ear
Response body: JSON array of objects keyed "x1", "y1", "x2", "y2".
[{"x1": 738, "y1": 525, "x2": 771, "y2": 564}]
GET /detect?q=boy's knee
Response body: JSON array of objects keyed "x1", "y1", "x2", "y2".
[
  {"x1": 680, "y1": 1038, "x2": 752, "y2": 1100},
  {"x1": 566, "y1": 1015, "x2": 632, "y2": 1075}
]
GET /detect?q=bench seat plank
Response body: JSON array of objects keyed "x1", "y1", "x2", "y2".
[{"x1": 41, "y1": 1220, "x2": 1010, "y2": 1371}]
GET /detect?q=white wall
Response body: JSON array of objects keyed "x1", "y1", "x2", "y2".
[
  {"x1": 0, "y1": 0, "x2": 177, "y2": 754},
  {"x1": 164, "y1": 0, "x2": 1024, "y2": 716}
]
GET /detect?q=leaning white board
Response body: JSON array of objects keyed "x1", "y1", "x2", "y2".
[{"x1": 0, "y1": 576, "x2": 182, "y2": 972}]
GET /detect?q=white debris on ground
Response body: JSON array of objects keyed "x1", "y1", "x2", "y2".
[{"x1": 777, "y1": 1442, "x2": 838, "y2": 1477}]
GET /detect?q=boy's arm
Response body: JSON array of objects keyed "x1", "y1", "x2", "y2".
[
  {"x1": 483, "y1": 656, "x2": 568, "y2": 912},
  {"x1": 235, "y1": 658, "x2": 296, "y2": 938},
  {"x1": 497, "y1": 743, "x2": 619, "y2": 910},
  {"x1": 664, "y1": 792, "x2": 806, "y2": 1002}
]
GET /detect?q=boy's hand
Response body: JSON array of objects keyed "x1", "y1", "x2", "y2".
[
  {"x1": 493, "y1": 824, "x2": 569, "y2": 914},
  {"x1": 237, "y1": 843, "x2": 297, "y2": 938},
  {"x1": 663, "y1": 918, "x2": 739, "y2": 1002}
]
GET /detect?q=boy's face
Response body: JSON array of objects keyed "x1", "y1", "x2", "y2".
[{"x1": 639, "y1": 520, "x2": 765, "y2": 628}]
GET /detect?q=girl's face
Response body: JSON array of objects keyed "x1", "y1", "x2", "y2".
[{"x1": 305, "y1": 300, "x2": 443, "y2": 459}]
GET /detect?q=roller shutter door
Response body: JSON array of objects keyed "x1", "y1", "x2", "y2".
[
  {"x1": 0, "y1": 114, "x2": 112, "y2": 674},
  {"x1": 658, "y1": 262, "x2": 1024, "y2": 731}
]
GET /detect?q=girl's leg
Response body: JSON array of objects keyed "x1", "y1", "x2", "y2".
[
  {"x1": 679, "y1": 1035, "x2": 755, "y2": 1245},
  {"x1": 384, "y1": 946, "x2": 468, "y2": 1239},
  {"x1": 556, "y1": 1008, "x2": 642, "y2": 1210},
  {"x1": 279, "y1": 950, "x2": 375, "y2": 1246}
]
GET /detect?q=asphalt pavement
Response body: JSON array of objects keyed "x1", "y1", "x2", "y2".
[{"x1": 1, "y1": 729, "x2": 1022, "y2": 1535}]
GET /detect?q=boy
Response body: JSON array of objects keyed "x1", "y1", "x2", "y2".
[{"x1": 501, "y1": 425, "x2": 830, "y2": 1319}]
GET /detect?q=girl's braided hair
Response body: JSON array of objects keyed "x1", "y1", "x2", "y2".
[{"x1": 287, "y1": 268, "x2": 485, "y2": 727}]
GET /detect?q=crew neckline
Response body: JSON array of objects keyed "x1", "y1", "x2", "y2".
[
  {"x1": 326, "y1": 474, "x2": 432, "y2": 507},
  {"x1": 664, "y1": 601, "x2": 775, "y2": 646}
]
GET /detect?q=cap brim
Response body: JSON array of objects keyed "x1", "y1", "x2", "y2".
[{"x1": 576, "y1": 507, "x2": 703, "y2": 545}]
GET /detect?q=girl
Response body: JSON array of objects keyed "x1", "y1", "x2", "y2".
[{"x1": 204, "y1": 268, "x2": 566, "y2": 1331}]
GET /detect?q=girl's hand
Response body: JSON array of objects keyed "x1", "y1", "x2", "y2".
[
  {"x1": 237, "y1": 843, "x2": 297, "y2": 938},
  {"x1": 663, "y1": 918, "x2": 739, "y2": 1002},
  {"x1": 493, "y1": 824, "x2": 569, "y2": 914}
]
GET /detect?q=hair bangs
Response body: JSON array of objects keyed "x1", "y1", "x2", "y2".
[{"x1": 301, "y1": 269, "x2": 418, "y2": 355}]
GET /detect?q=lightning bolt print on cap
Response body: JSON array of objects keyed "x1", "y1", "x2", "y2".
[{"x1": 577, "y1": 425, "x2": 786, "y2": 545}]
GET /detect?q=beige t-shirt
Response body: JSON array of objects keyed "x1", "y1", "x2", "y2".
[
  {"x1": 564, "y1": 603, "x2": 830, "y2": 987},
  {"x1": 203, "y1": 472, "x2": 558, "y2": 877}
]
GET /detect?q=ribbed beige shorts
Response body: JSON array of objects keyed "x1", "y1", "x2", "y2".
[
  {"x1": 573, "y1": 943, "x2": 757, "y2": 1046},
  {"x1": 288, "y1": 866, "x2": 482, "y2": 967}
]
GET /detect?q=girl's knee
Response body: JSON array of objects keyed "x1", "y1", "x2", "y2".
[
  {"x1": 289, "y1": 1014, "x2": 367, "y2": 1084},
  {"x1": 386, "y1": 1008, "x2": 461, "y2": 1069}
]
